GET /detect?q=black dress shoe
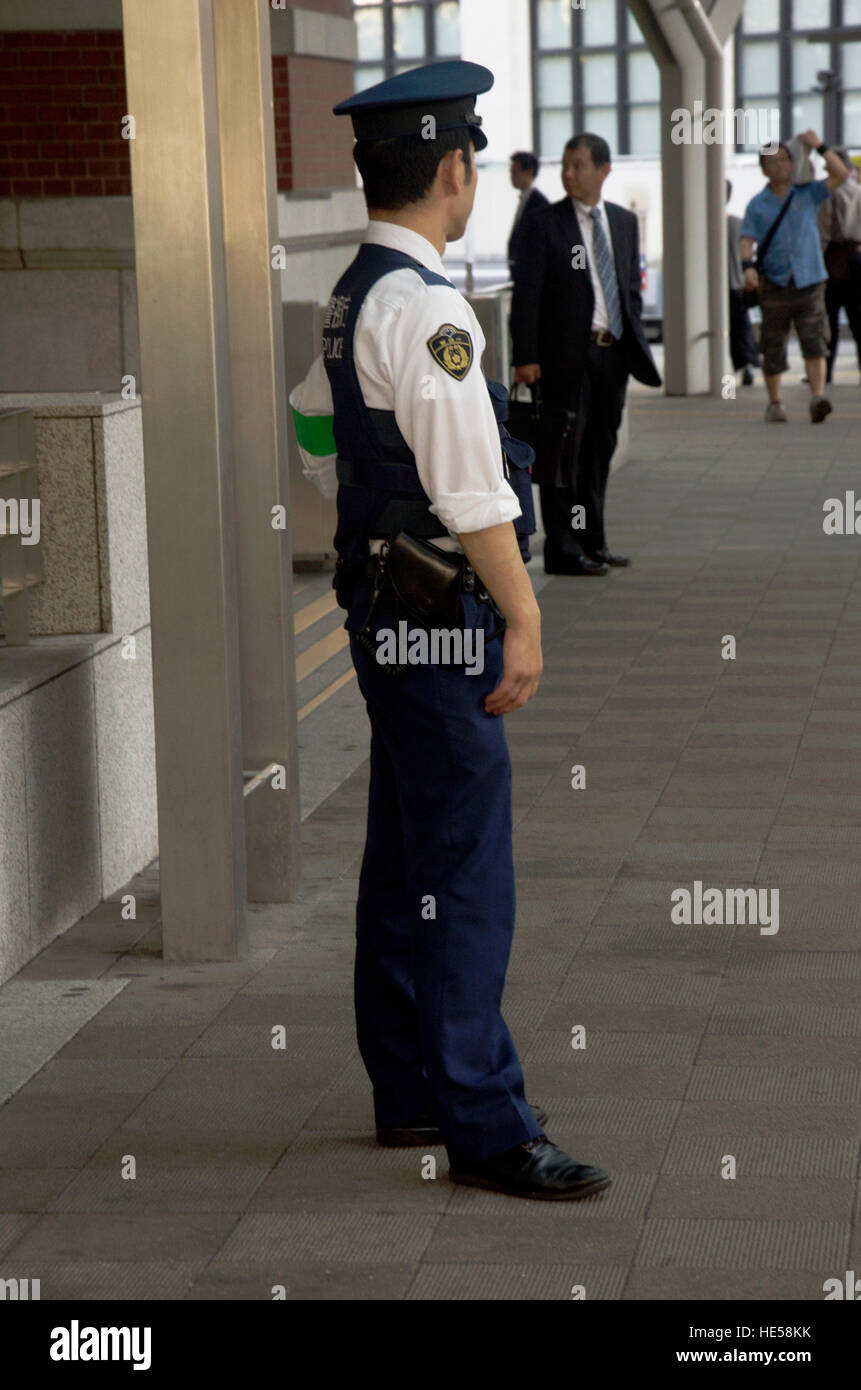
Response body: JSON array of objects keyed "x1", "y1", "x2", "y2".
[
  {"x1": 589, "y1": 549, "x2": 629, "y2": 567},
  {"x1": 377, "y1": 1103, "x2": 549, "y2": 1148},
  {"x1": 450, "y1": 1136, "x2": 612, "y2": 1201},
  {"x1": 741, "y1": 366, "x2": 754, "y2": 386},
  {"x1": 544, "y1": 554, "x2": 608, "y2": 576}
]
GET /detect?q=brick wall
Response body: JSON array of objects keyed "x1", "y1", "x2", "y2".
[
  {"x1": 273, "y1": 55, "x2": 293, "y2": 192},
  {"x1": 0, "y1": 23, "x2": 353, "y2": 199},
  {"x1": 0, "y1": 30, "x2": 130, "y2": 198},
  {"x1": 286, "y1": 55, "x2": 355, "y2": 192}
]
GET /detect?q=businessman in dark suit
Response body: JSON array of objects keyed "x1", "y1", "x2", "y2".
[
  {"x1": 511, "y1": 133, "x2": 661, "y2": 576},
  {"x1": 507, "y1": 151, "x2": 549, "y2": 274}
]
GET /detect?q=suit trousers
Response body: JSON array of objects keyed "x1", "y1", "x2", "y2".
[
  {"x1": 540, "y1": 339, "x2": 628, "y2": 563},
  {"x1": 729, "y1": 288, "x2": 761, "y2": 371},
  {"x1": 825, "y1": 256, "x2": 861, "y2": 382},
  {"x1": 346, "y1": 578, "x2": 541, "y2": 1166}
]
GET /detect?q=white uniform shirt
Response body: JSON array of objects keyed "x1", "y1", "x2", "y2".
[
  {"x1": 572, "y1": 197, "x2": 617, "y2": 335},
  {"x1": 295, "y1": 220, "x2": 521, "y2": 554}
]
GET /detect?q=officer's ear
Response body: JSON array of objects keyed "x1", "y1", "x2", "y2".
[{"x1": 437, "y1": 146, "x2": 466, "y2": 197}]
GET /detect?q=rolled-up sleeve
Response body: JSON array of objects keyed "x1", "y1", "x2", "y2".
[
  {"x1": 386, "y1": 287, "x2": 522, "y2": 537},
  {"x1": 740, "y1": 198, "x2": 763, "y2": 242}
]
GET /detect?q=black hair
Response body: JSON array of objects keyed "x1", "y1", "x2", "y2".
[
  {"x1": 725, "y1": 178, "x2": 732, "y2": 200},
  {"x1": 565, "y1": 132, "x2": 612, "y2": 167},
  {"x1": 511, "y1": 151, "x2": 539, "y2": 176},
  {"x1": 759, "y1": 142, "x2": 791, "y2": 169},
  {"x1": 353, "y1": 127, "x2": 474, "y2": 212}
]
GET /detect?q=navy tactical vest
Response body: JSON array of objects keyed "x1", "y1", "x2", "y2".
[{"x1": 321, "y1": 242, "x2": 535, "y2": 571}]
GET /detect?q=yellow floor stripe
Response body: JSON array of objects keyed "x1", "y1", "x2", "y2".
[
  {"x1": 294, "y1": 590, "x2": 337, "y2": 635},
  {"x1": 296, "y1": 626, "x2": 349, "y2": 682},
  {"x1": 298, "y1": 667, "x2": 356, "y2": 722}
]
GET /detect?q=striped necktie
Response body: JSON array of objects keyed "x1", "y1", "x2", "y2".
[{"x1": 589, "y1": 207, "x2": 624, "y2": 339}]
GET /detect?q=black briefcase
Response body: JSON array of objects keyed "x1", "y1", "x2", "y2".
[
  {"x1": 506, "y1": 381, "x2": 543, "y2": 455},
  {"x1": 533, "y1": 404, "x2": 578, "y2": 489}
]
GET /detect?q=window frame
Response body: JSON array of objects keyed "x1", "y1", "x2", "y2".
[
  {"x1": 353, "y1": 0, "x2": 461, "y2": 85},
  {"x1": 733, "y1": 0, "x2": 859, "y2": 151},
  {"x1": 530, "y1": 0, "x2": 660, "y2": 157}
]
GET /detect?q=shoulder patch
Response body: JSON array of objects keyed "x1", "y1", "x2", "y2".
[{"x1": 427, "y1": 323, "x2": 473, "y2": 380}]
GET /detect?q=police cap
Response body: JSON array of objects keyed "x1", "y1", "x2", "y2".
[{"x1": 333, "y1": 60, "x2": 494, "y2": 151}]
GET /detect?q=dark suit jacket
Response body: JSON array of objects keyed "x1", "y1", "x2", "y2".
[
  {"x1": 510, "y1": 196, "x2": 662, "y2": 406},
  {"x1": 507, "y1": 185, "x2": 550, "y2": 271}
]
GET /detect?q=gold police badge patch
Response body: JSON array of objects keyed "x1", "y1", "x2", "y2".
[{"x1": 427, "y1": 324, "x2": 473, "y2": 380}]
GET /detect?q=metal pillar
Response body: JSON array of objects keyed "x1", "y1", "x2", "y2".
[
  {"x1": 122, "y1": 0, "x2": 247, "y2": 959},
  {"x1": 678, "y1": 0, "x2": 729, "y2": 398},
  {"x1": 629, "y1": 0, "x2": 743, "y2": 395},
  {"x1": 628, "y1": 0, "x2": 691, "y2": 394},
  {"x1": 211, "y1": 0, "x2": 301, "y2": 902}
]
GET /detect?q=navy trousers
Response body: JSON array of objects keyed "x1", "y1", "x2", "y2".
[{"x1": 346, "y1": 578, "x2": 541, "y2": 1165}]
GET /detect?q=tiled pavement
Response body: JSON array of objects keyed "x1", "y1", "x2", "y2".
[{"x1": 2, "y1": 377, "x2": 861, "y2": 1300}]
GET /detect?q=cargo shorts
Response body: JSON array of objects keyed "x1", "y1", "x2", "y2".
[{"x1": 759, "y1": 276, "x2": 828, "y2": 375}]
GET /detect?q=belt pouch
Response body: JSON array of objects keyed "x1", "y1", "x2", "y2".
[{"x1": 384, "y1": 530, "x2": 466, "y2": 628}]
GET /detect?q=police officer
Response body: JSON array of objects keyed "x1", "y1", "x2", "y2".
[{"x1": 294, "y1": 62, "x2": 611, "y2": 1201}]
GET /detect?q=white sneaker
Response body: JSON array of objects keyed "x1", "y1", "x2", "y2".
[{"x1": 765, "y1": 402, "x2": 787, "y2": 422}]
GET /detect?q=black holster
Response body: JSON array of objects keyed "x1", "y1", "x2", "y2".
[{"x1": 351, "y1": 532, "x2": 504, "y2": 676}]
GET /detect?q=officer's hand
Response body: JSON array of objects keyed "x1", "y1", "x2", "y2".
[
  {"x1": 485, "y1": 618, "x2": 542, "y2": 715},
  {"x1": 743, "y1": 267, "x2": 758, "y2": 291},
  {"x1": 514, "y1": 364, "x2": 542, "y2": 386}
]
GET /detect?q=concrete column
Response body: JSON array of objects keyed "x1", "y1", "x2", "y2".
[
  {"x1": 628, "y1": 0, "x2": 743, "y2": 395},
  {"x1": 121, "y1": 0, "x2": 247, "y2": 960},
  {"x1": 211, "y1": 0, "x2": 301, "y2": 902}
]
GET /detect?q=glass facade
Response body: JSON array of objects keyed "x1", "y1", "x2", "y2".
[
  {"x1": 532, "y1": 0, "x2": 660, "y2": 157},
  {"x1": 735, "y1": 0, "x2": 860, "y2": 149},
  {"x1": 353, "y1": 0, "x2": 461, "y2": 90}
]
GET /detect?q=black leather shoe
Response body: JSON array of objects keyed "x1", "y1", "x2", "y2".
[
  {"x1": 544, "y1": 554, "x2": 608, "y2": 576},
  {"x1": 377, "y1": 1103, "x2": 548, "y2": 1148},
  {"x1": 590, "y1": 549, "x2": 630, "y2": 567},
  {"x1": 450, "y1": 1136, "x2": 612, "y2": 1201},
  {"x1": 741, "y1": 366, "x2": 754, "y2": 386}
]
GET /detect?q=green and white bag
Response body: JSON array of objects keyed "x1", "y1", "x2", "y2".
[{"x1": 289, "y1": 357, "x2": 338, "y2": 499}]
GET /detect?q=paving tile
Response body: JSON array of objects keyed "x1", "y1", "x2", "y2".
[
  {"x1": 7, "y1": 1211, "x2": 237, "y2": 1263},
  {"x1": 647, "y1": 1177, "x2": 854, "y2": 1220},
  {"x1": 635, "y1": 1219, "x2": 847, "y2": 1269},
  {"x1": 0, "y1": 1169, "x2": 78, "y2": 1212},
  {"x1": 188, "y1": 1264, "x2": 417, "y2": 1300},
  {"x1": 0, "y1": 1094, "x2": 142, "y2": 1168},
  {"x1": 0, "y1": 1260, "x2": 204, "y2": 1299},
  {"x1": 420, "y1": 1213, "x2": 637, "y2": 1264},
  {"x1": 406, "y1": 1263, "x2": 628, "y2": 1300},
  {"x1": 523, "y1": 1030, "x2": 699, "y2": 1068},
  {"x1": 59, "y1": 1024, "x2": 203, "y2": 1058},
  {"x1": 623, "y1": 1267, "x2": 839, "y2": 1299},
  {"x1": 210, "y1": 1212, "x2": 440, "y2": 1266},
  {"x1": 661, "y1": 1134, "x2": 859, "y2": 1178}
]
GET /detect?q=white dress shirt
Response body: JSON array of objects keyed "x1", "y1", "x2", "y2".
[
  {"x1": 572, "y1": 197, "x2": 617, "y2": 335},
  {"x1": 293, "y1": 220, "x2": 520, "y2": 554},
  {"x1": 512, "y1": 185, "x2": 533, "y2": 230}
]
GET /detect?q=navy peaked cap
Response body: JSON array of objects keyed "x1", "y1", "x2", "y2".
[{"x1": 333, "y1": 60, "x2": 494, "y2": 150}]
